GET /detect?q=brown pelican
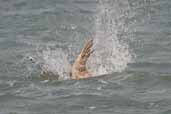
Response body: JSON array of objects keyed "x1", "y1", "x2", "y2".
[{"x1": 71, "y1": 39, "x2": 93, "y2": 79}]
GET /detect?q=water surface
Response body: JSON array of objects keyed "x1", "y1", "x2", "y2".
[{"x1": 0, "y1": 0, "x2": 171, "y2": 114}]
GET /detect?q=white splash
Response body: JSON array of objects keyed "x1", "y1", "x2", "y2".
[
  {"x1": 39, "y1": 48, "x2": 71, "y2": 80},
  {"x1": 25, "y1": 0, "x2": 134, "y2": 80},
  {"x1": 87, "y1": 0, "x2": 133, "y2": 76}
]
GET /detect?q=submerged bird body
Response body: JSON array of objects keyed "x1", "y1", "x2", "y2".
[{"x1": 40, "y1": 39, "x2": 93, "y2": 80}]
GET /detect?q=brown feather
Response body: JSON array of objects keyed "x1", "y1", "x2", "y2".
[{"x1": 71, "y1": 39, "x2": 93, "y2": 79}]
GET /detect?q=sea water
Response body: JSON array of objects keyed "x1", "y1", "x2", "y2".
[{"x1": 0, "y1": 0, "x2": 171, "y2": 114}]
